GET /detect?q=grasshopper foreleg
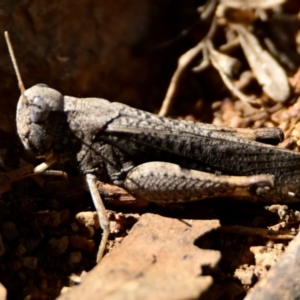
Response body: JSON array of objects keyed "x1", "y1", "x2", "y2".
[{"x1": 86, "y1": 173, "x2": 110, "y2": 263}]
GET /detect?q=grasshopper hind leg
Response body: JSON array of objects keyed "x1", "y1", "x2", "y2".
[{"x1": 123, "y1": 162, "x2": 274, "y2": 203}]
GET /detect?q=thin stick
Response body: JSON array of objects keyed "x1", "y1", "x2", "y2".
[
  {"x1": 158, "y1": 16, "x2": 218, "y2": 117},
  {"x1": 4, "y1": 31, "x2": 27, "y2": 103},
  {"x1": 158, "y1": 40, "x2": 204, "y2": 117}
]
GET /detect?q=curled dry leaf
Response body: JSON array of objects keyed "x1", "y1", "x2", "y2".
[
  {"x1": 206, "y1": 43, "x2": 241, "y2": 77},
  {"x1": 237, "y1": 25, "x2": 291, "y2": 103},
  {"x1": 206, "y1": 40, "x2": 259, "y2": 106}
]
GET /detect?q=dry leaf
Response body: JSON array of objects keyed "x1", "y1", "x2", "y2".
[{"x1": 237, "y1": 26, "x2": 290, "y2": 102}]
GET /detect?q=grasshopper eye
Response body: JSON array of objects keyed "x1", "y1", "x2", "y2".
[{"x1": 29, "y1": 96, "x2": 50, "y2": 123}]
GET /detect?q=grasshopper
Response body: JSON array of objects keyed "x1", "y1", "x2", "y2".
[{"x1": 5, "y1": 32, "x2": 300, "y2": 262}]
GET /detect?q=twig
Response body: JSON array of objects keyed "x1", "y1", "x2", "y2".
[{"x1": 158, "y1": 16, "x2": 217, "y2": 117}]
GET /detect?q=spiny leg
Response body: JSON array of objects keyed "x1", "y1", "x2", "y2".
[
  {"x1": 35, "y1": 156, "x2": 109, "y2": 262},
  {"x1": 123, "y1": 161, "x2": 275, "y2": 203},
  {"x1": 86, "y1": 173, "x2": 109, "y2": 263}
]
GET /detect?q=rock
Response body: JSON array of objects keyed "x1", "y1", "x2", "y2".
[
  {"x1": 22, "y1": 256, "x2": 38, "y2": 270},
  {"x1": 69, "y1": 235, "x2": 95, "y2": 252},
  {"x1": 68, "y1": 252, "x2": 83, "y2": 265},
  {"x1": 2, "y1": 221, "x2": 19, "y2": 241},
  {"x1": 48, "y1": 236, "x2": 69, "y2": 256}
]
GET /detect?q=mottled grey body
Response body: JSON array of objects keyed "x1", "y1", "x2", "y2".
[{"x1": 17, "y1": 84, "x2": 300, "y2": 203}]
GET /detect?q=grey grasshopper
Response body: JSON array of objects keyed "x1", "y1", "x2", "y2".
[{"x1": 5, "y1": 32, "x2": 300, "y2": 262}]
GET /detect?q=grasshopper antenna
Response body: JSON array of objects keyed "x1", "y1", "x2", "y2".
[{"x1": 4, "y1": 31, "x2": 28, "y2": 104}]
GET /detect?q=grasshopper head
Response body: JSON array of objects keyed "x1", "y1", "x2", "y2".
[
  {"x1": 4, "y1": 33, "x2": 67, "y2": 159},
  {"x1": 16, "y1": 84, "x2": 65, "y2": 156}
]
